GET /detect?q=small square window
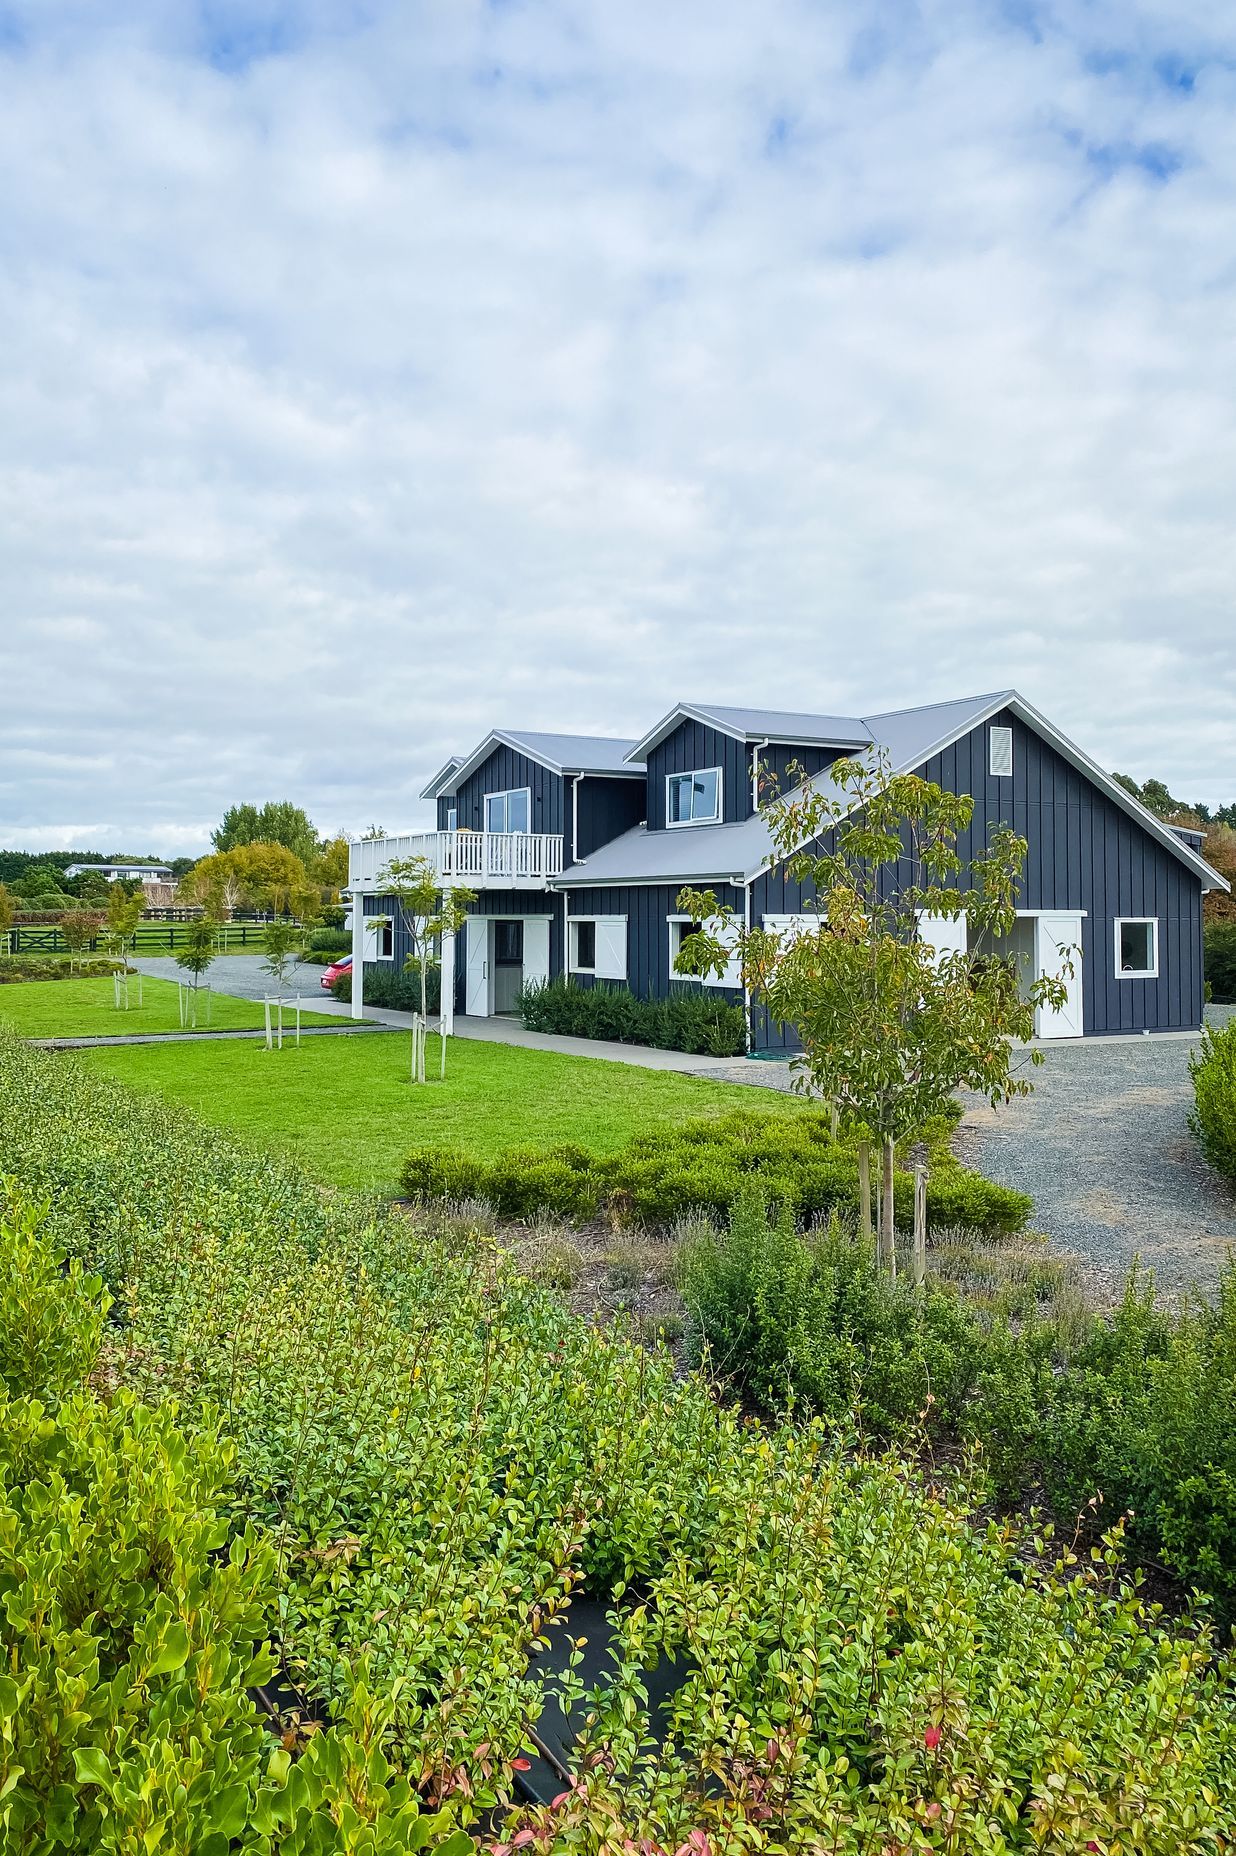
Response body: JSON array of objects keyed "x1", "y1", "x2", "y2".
[
  {"x1": 573, "y1": 920, "x2": 596, "y2": 971},
  {"x1": 667, "y1": 768, "x2": 721, "y2": 826},
  {"x1": 1115, "y1": 918, "x2": 1157, "y2": 978},
  {"x1": 989, "y1": 726, "x2": 1013, "y2": 778},
  {"x1": 373, "y1": 920, "x2": 393, "y2": 960}
]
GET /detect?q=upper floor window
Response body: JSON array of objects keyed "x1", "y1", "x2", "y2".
[
  {"x1": 446, "y1": 805, "x2": 457, "y2": 831},
  {"x1": 1115, "y1": 917, "x2": 1158, "y2": 979},
  {"x1": 667, "y1": 768, "x2": 721, "y2": 827},
  {"x1": 989, "y1": 725, "x2": 1013, "y2": 778},
  {"x1": 484, "y1": 787, "x2": 531, "y2": 834}
]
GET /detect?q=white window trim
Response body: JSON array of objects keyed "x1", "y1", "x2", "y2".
[
  {"x1": 484, "y1": 786, "x2": 532, "y2": 834},
  {"x1": 668, "y1": 914, "x2": 740, "y2": 989},
  {"x1": 567, "y1": 913, "x2": 627, "y2": 981},
  {"x1": 989, "y1": 725, "x2": 1014, "y2": 779},
  {"x1": 368, "y1": 916, "x2": 395, "y2": 962},
  {"x1": 1114, "y1": 916, "x2": 1159, "y2": 980},
  {"x1": 445, "y1": 805, "x2": 457, "y2": 831},
  {"x1": 665, "y1": 766, "x2": 722, "y2": 828}
]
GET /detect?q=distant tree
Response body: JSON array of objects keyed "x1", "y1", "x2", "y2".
[
  {"x1": 104, "y1": 884, "x2": 145, "y2": 957},
  {"x1": 313, "y1": 836, "x2": 350, "y2": 899},
  {"x1": 212, "y1": 802, "x2": 320, "y2": 867},
  {"x1": 361, "y1": 824, "x2": 387, "y2": 841},
  {"x1": 1111, "y1": 771, "x2": 1186, "y2": 821},
  {"x1": 180, "y1": 844, "x2": 308, "y2": 917},
  {"x1": 677, "y1": 753, "x2": 1068, "y2": 1275},
  {"x1": 0, "y1": 883, "x2": 12, "y2": 950},
  {"x1": 58, "y1": 911, "x2": 98, "y2": 972},
  {"x1": 73, "y1": 869, "x2": 112, "y2": 901},
  {"x1": 168, "y1": 856, "x2": 197, "y2": 879}
]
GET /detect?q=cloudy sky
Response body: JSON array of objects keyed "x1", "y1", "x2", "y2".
[{"x1": 2, "y1": 0, "x2": 1235, "y2": 853}]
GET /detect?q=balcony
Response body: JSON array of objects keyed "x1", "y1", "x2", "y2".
[{"x1": 348, "y1": 829, "x2": 565, "y2": 893}]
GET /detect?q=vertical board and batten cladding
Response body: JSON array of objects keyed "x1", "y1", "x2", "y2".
[
  {"x1": 760, "y1": 744, "x2": 842, "y2": 800},
  {"x1": 565, "y1": 884, "x2": 745, "y2": 1001},
  {"x1": 749, "y1": 706, "x2": 1205, "y2": 1044},
  {"x1": 573, "y1": 776, "x2": 646, "y2": 859},
  {"x1": 645, "y1": 722, "x2": 753, "y2": 829},
  {"x1": 453, "y1": 744, "x2": 565, "y2": 837},
  {"x1": 919, "y1": 707, "x2": 1204, "y2": 1034},
  {"x1": 455, "y1": 891, "x2": 566, "y2": 1013}
]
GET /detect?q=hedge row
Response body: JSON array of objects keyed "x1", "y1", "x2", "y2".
[
  {"x1": 0, "y1": 956, "x2": 121, "y2": 984},
  {"x1": 517, "y1": 976, "x2": 747, "y2": 1056},
  {"x1": 3, "y1": 1032, "x2": 1235, "y2": 1847},
  {"x1": 1205, "y1": 921, "x2": 1236, "y2": 1003},
  {"x1": 331, "y1": 962, "x2": 442, "y2": 1012},
  {"x1": 401, "y1": 1107, "x2": 1033, "y2": 1233},
  {"x1": 1191, "y1": 1015, "x2": 1236, "y2": 1183}
]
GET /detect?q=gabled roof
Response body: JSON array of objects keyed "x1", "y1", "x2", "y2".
[
  {"x1": 448, "y1": 729, "x2": 644, "y2": 793},
  {"x1": 626, "y1": 702, "x2": 871, "y2": 763},
  {"x1": 558, "y1": 690, "x2": 1229, "y2": 892},
  {"x1": 419, "y1": 756, "x2": 463, "y2": 802}
]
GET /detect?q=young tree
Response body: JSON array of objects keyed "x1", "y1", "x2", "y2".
[
  {"x1": 0, "y1": 883, "x2": 12, "y2": 954},
  {"x1": 376, "y1": 856, "x2": 475, "y2": 1082},
  {"x1": 58, "y1": 910, "x2": 101, "y2": 973},
  {"x1": 104, "y1": 883, "x2": 145, "y2": 959},
  {"x1": 175, "y1": 915, "x2": 219, "y2": 1025},
  {"x1": 312, "y1": 835, "x2": 350, "y2": 899},
  {"x1": 676, "y1": 753, "x2": 1068, "y2": 1275}
]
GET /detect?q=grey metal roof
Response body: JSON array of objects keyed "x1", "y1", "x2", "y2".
[
  {"x1": 559, "y1": 690, "x2": 1228, "y2": 895},
  {"x1": 625, "y1": 702, "x2": 871, "y2": 762},
  {"x1": 418, "y1": 756, "x2": 463, "y2": 802},
  {"x1": 500, "y1": 731, "x2": 645, "y2": 776}
]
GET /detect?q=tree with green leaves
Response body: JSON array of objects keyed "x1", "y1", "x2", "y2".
[
  {"x1": 376, "y1": 856, "x2": 475, "y2": 1082},
  {"x1": 104, "y1": 883, "x2": 145, "y2": 960},
  {"x1": 212, "y1": 801, "x2": 320, "y2": 867},
  {"x1": 57, "y1": 911, "x2": 100, "y2": 973},
  {"x1": 0, "y1": 883, "x2": 12, "y2": 954},
  {"x1": 676, "y1": 752, "x2": 1068, "y2": 1275},
  {"x1": 174, "y1": 915, "x2": 219, "y2": 1026}
]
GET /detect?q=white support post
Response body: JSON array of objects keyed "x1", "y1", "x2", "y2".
[
  {"x1": 440, "y1": 923, "x2": 455, "y2": 1037},
  {"x1": 350, "y1": 900, "x2": 365, "y2": 1020},
  {"x1": 263, "y1": 998, "x2": 273, "y2": 1050},
  {"x1": 294, "y1": 996, "x2": 302, "y2": 1047}
]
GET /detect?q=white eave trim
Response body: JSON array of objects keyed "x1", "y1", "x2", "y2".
[
  {"x1": 624, "y1": 701, "x2": 871, "y2": 764},
  {"x1": 419, "y1": 758, "x2": 463, "y2": 802}
]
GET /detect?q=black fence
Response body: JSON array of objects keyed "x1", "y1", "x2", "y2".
[{"x1": 4, "y1": 922, "x2": 271, "y2": 955}]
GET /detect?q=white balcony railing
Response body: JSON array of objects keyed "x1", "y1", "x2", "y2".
[{"x1": 349, "y1": 830, "x2": 564, "y2": 892}]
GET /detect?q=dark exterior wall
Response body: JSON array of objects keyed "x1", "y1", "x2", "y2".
[
  {"x1": 759, "y1": 744, "x2": 842, "y2": 803},
  {"x1": 564, "y1": 883, "x2": 744, "y2": 1003},
  {"x1": 645, "y1": 722, "x2": 753, "y2": 829},
  {"x1": 749, "y1": 705, "x2": 1206, "y2": 1040},
  {"x1": 453, "y1": 744, "x2": 564, "y2": 837},
  {"x1": 572, "y1": 775, "x2": 646, "y2": 861},
  {"x1": 435, "y1": 793, "x2": 456, "y2": 829}
]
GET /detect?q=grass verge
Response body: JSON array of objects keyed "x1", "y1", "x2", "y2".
[{"x1": 0, "y1": 974, "x2": 344, "y2": 1039}]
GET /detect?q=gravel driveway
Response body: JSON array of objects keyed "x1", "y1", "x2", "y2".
[
  {"x1": 954, "y1": 1007, "x2": 1236, "y2": 1302},
  {"x1": 132, "y1": 953, "x2": 333, "y2": 1005}
]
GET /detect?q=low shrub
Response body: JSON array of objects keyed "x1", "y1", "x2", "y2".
[
  {"x1": 1204, "y1": 920, "x2": 1236, "y2": 1003},
  {"x1": 1191, "y1": 1016, "x2": 1236, "y2": 1182},
  {"x1": 400, "y1": 1108, "x2": 1032, "y2": 1236},
  {"x1": 0, "y1": 956, "x2": 120, "y2": 983},
  {"x1": 677, "y1": 1185, "x2": 984, "y2": 1434},
  {"x1": 332, "y1": 962, "x2": 441, "y2": 1012},
  {"x1": 518, "y1": 976, "x2": 746, "y2": 1057},
  {"x1": 308, "y1": 926, "x2": 351, "y2": 955}
]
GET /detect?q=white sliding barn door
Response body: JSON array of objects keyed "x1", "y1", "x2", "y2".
[
  {"x1": 465, "y1": 919, "x2": 491, "y2": 1017},
  {"x1": 1034, "y1": 913, "x2": 1084, "y2": 1039},
  {"x1": 523, "y1": 918, "x2": 550, "y2": 990},
  {"x1": 916, "y1": 911, "x2": 969, "y2": 966}
]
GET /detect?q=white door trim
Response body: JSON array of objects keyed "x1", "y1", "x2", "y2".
[{"x1": 1034, "y1": 911, "x2": 1085, "y2": 1039}]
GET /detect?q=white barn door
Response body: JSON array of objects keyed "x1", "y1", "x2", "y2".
[
  {"x1": 523, "y1": 918, "x2": 550, "y2": 991},
  {"x1": 465, "y1": 919, "x2": 491, "y2": 1017},
  {"x1": 917, "y1": 911, "x2": 969, "y2": 966},
  {"x1": 1035, "y1": 913, "x2": 1084, "y2": 1039}
]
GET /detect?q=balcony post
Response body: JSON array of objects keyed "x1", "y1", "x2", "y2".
[{"x1": 350, "y1": 892, "x2": 365, "y2": 1020}]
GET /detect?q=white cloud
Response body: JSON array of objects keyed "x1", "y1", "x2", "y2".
[{"x1": 2, "y1": 0, "x2": 1235, "y2": 856}]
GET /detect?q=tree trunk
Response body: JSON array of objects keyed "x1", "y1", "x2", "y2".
[
  {"x1": 857, "y1": 1140, "x2": 872, "y2": 1242},
  {"x1": 879, "y1": 1135, "x2": 897, "y2": 1279},
  {"x1": 420, "y1": 955, "x2": 428, "y2": 1083},
  {"x1": 912, "y1": 1164, "x2": 927, "y2": 1289}
]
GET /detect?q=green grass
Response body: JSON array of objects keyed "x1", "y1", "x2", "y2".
[
  {"x1": 0, "y1": 975, "x2": 343, "y2": 1039},
  {"x1": 73, "y1": 1032, "x2": 804, "y2": 1190}
]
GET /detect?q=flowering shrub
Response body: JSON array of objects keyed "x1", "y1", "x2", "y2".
[{"x1": 3, "y1": 1032, "x2": 1236, "y2": 1849}]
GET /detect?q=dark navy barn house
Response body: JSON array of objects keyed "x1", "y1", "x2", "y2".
[{"x1": 346, "y1": 694, "x2": 1225, "y2": 1051}]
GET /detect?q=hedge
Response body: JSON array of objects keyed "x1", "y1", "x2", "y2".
[
  {"x1": 331, "y1": 962, "x2": 441, "y2": 1012},
  {"x1": 3, "y1": 1031, "x2": 1236, "y2": 1847},
  {"x1": 401, "y1": 1107, "x2": 1033, "y2": 1234},
  {"x1": 517, "y1": 975, "x2": 746, "y2": 1056},
  {"x1": 0, "y1": 956, "x2": 121, "y2": 984},
  {"x1": 1191, "y1": 1015, "x2": 1236, "y2": 1183}
]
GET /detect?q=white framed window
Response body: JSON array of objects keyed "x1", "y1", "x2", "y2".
[
  {"x1": 367, "y1": 917, "x2": 394, "y2": 961},
  {"x1": 989, "y1": 725, "x2": 1013, "y2": 778},
  {"x1": 669, "y1": 915, "x2": 741, "y2": 989},
  {"x1": 446, "y1": 805, "x2": 457, "y2": 831},
  {"x1": 1115, "y1": 917, "x2": 1158, "y2": 979},
  {"x1": 666, "y1": 767, "x2": 721, "y2": 827},
  {"x1": 569, "y1": 915, "x2": 627, "y2": 980},
  {"x1": 484, "y1": 787, "x2": 531, "y2": 834}
]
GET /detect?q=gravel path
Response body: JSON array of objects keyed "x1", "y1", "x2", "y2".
[
  {"x1": 131, "y1": 953, "x2": 335, "y2": 1005},
  {"x1": 954, "y1": 1007, "x2": 1236, "y2": 1302}
]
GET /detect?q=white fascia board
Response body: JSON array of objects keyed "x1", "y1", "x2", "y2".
[
  {"x1": 553, "y1": 872, "x2": 747, "y2": 890},
  {"x1": 418, "y1": 758, "x2": 463, "y2": 802},
  {"x1": 447, "y1": 729, "x2": 565, "y2": 791}
]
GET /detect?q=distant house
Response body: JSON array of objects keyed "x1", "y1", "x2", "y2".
[
  {"x1": 64, "y1": 860, "x2": 174, "y2": 884},
  {"x1": 346, "y1": 693, "x2": 1229, "y2": 1048}
]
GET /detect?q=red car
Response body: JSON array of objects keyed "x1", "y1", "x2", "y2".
[{"x1": 321, "y1": 954, "x2": 352, "y2": 991}]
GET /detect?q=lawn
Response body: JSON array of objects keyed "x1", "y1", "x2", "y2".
[
  {"x1": 0, "y1": 974, "x2": 344, "y2": 1039},
  {"x1": 74, "y1": 1030, "x2": 803, "y2": 1190}
]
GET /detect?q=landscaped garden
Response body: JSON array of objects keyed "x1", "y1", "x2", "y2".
[
  {"x1": 6, "y1": 1026, "x2": 1236, "y2": 1852},
  {"x1": 0, "y1": 972, "x2": 344, "y2": 1040}
]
